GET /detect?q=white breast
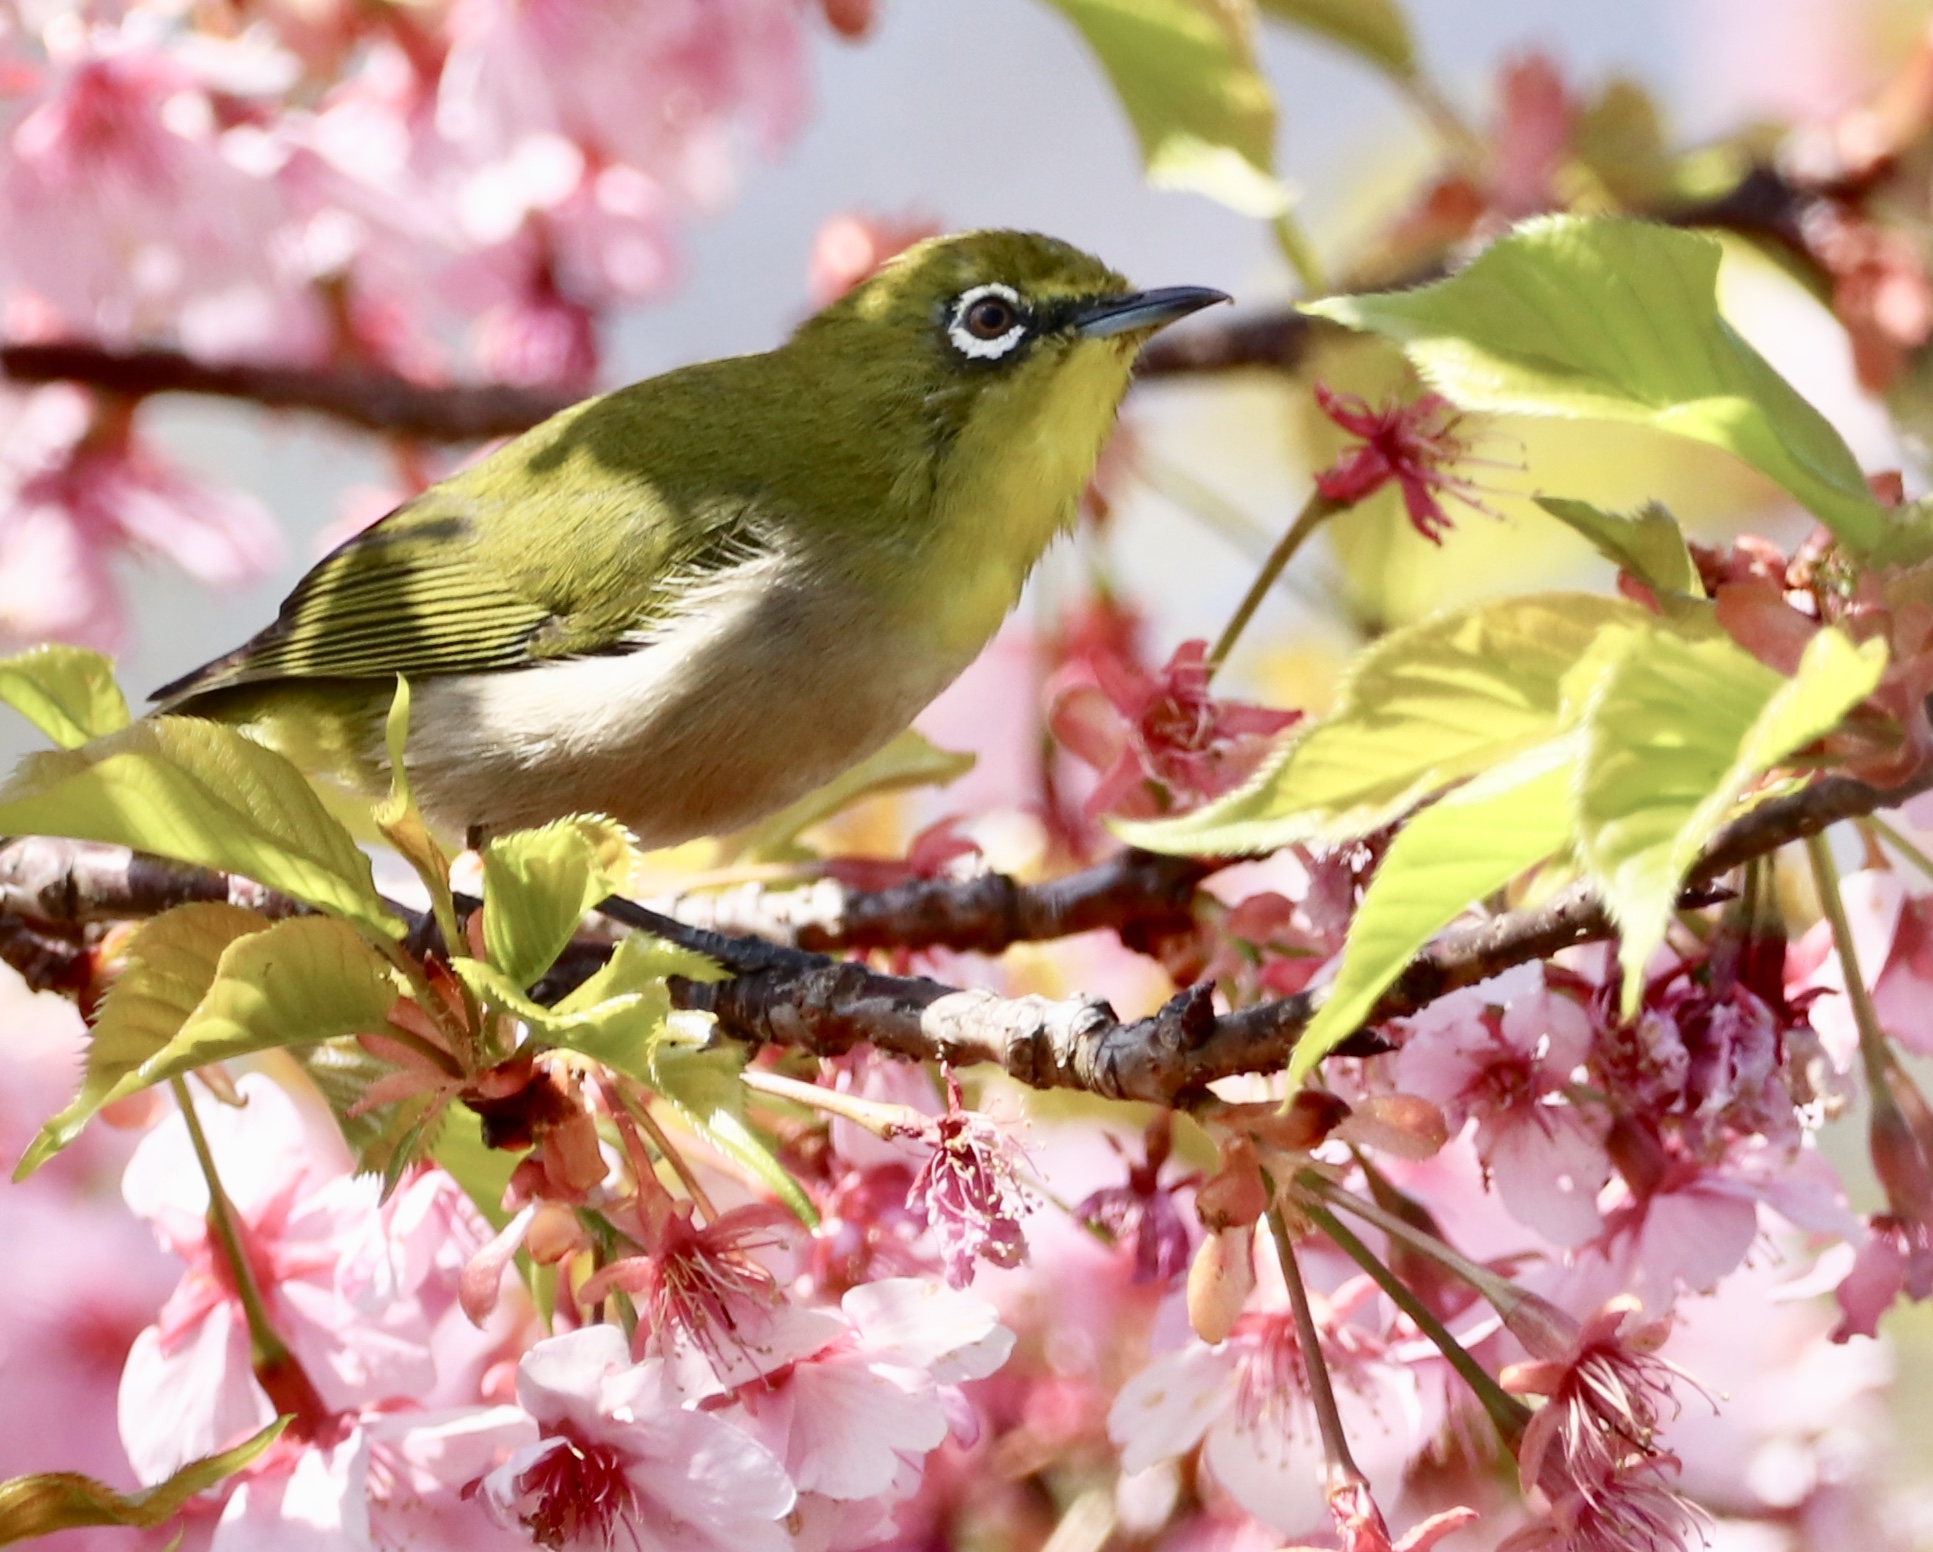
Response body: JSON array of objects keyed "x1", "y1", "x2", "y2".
[{"x1": 401, "y1": 541, "x2": 972, "y2": 845}]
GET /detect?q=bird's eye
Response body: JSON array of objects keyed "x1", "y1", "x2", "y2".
[
  {"x1": 964, "y1": 295, "x2": 1017, "y2": 339},
  {"x1": 947, "y1": 283, "x2": 1029, "y2": 360}
]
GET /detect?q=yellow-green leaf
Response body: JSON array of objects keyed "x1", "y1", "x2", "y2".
[
  {"x1": 0, "y1": 645, "x2": 129, "y2": 748},
  {"x1": 1121, "y1": 592, "x2": 1647, "y2": 854},
  {"x1": 1305, "y1": 217, "x2": 1890, "y2": 554},
  {"x1": 0, "y1": 718, "x2": 398, "y2": 937},
  {"x1": 431, "y1": 1101, "x2": 519, "y2": 1231},
  {"x1": 1577, "y1": 624, "x2": 1887, "y2": 1012},
  {"x1": 483, "y1": 817, "x2": 635, "y2": 987},
  {"x1": 141, "y1": 915, "x2": 402, "y2": 1080},
  {"x1": 25, "y1": 916, "x2": 405, "y2": 1173},
  {"x1": 1039, "y1": 0, "x2": 1291, "y2": 217},
  {"x1": 1534, "y1": 498, "x2": 1705, "y2": 600},
  {"x1": 0, "y1": 1418, "x2": 284, "y2": 1545},
  {"x1": 1257, "y1": 0, "x2": 1413, "y2": 78},
  {"x1": 18, "y1": 902, "x2": 269, "y2": 1176},
  {"x1": 725, "y1": 728, "x2": 975, "y2": 864},
  {"x1": 373, "y1": 677, "x2": 458, "y2": 939},
  {"x1": 1291, "y1": 740, "x2": 1579, "y2": 1083}
]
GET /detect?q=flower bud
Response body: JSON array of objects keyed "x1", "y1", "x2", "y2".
[
  {"x1": 1187, "y1": 1225, "x2": 1253, "y2": 1344},
  {"x1": 1334, "y1": 1092, "x2": 1450, "y2": 1160},
  {"x1": 1195, "y1": 1136, "x2": 1269, "y2": 1231}
]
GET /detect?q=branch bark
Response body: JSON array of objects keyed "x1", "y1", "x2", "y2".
[
  {"x1": 3, "y1": 762, "x2": 1924, "y2": 1106},
  {"x1": 0, "y1": 341, "x2": 577, "y2": 442}
]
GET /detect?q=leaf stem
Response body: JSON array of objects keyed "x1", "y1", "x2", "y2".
[
  {"x1": 1300, "y1": 1196, "x2": 1529, "y2": 1444},
  {"x1": 1863, "y1": 815, "x2": 1933, "y2": 888},
  {"x1": 1265, "y1": 1202, "x2": 1361, "y2": 1477},
  {"x1": 171, "y1": 1078, "x2": 293, "y2": 1375},
  {"x1": 1403, "y1": 75, "x2": 1486, "y2": 172},
  {"x1": 1298, "y1": 1171, "x2": 1518, "y2": 1309},
  {"x1": 1804, "y1": 832, "x2": 1891, "y2": 1093},
  {"x1": 1271, "y1": 212, "x2": 1326, "y2": 296},
  {"x1": 609, "y1": 1078, "x2": 718, "y2": 1222},
  {"x1": 1207, "y1": 489, "x2": 1344, "y2": 679}
]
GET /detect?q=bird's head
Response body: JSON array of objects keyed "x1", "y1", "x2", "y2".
[{"x1": 791, "y1": 229, "x2": 1228, "y2": 455}]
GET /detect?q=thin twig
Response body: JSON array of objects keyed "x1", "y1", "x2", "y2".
[
  {"x1": 1266, "y1": 1201, "x2": 1361, "y2": 1476},
  {"x1": 1299, "y1": 1195, "x2": 1529, "y2": 1444},
  {"x1": 1207, "y1": 489, "x2": 1345, "y2": 676}
]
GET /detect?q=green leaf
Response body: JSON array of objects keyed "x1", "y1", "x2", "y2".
[
  {"x1": 0, "y1": 718, "x2": 399, "y2": 937},
  {"x1": 1577, "y1": 624, "x2": 1887, "y2": 1012},
  {"x1": 431, "y1": 1101, "x2": 519, "y2": 1231},
  {"x1": 0, "y1": 1418, "x2": 285, "y2": 1545},
  {"x1": 1534, "y1": 498, "x2": 1705, "y2": 599},
  {"x1": 134, "y1": 916, "x2": 403, "y2": 1085},
  {"x1": 455, "y1": 939, "x2": 813, "y2": 1223},
  {"x1": 1256, "y1": 0, "x2": 1414, "y2": 78},
  {"x1": 18, "y1": 902, "x2": 269, "y2": 1176},
  {"x1": 1121, "y1": 592, "x2": 1648, "y2": 854},
  {"x1": 1039, "y1": 0, "x2": 1291, "y2": 217},
  {"x1": 1305, "y1": 217, "x2": 1890, "y2": 554},
  {"x1": 724, "y1": 728, "x2": 975, "y2": 863},
  {"x1": 372, "y1": 677, "x2": 457, "y2": 942},
  {"x1": 483, "y1": 817, "x2": 635, "y2": 988},
  {"x1": 0, "y1": 645, "x2": 130, "y2": 748},
  {"x1": 648, "y1": 1012, "x2": 817, "y2": 1225},
  {"x1": 1290, "y1": 740, "x2": 1579, "y2": 1083}
]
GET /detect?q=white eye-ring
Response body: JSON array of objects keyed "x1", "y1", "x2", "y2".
[{"x1": 948, "y1": 283, "x2": 1029, "y2": 360}]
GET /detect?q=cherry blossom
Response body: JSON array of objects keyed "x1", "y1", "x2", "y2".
[
  {"x1": 476, "y1": 1323, "x2": 795, "y2": 1552},
  {"x1": 1310, "y1": 383, "x2": 1492, "y2": 544},
  {"x1": 904, "y1": 1072, "x2": 1035, "y2": 1287},
  {"x1": 1109, "y1": 1248, "x2": 1430, "y2": 1535},
  {"x1": 0, "y1": 386, "x2": 279, "y2": 649},
  {"x1": 673, "y1": 1276, "x2": 1014, "y2": 1542},
  {"x1": 117, "y1": 1075, "x2": 449, "y2": 1482},
  {"x1": 1789, "y1": 867, "x2": 1933, "y2": 1062},
  {"x1": 1075, "y1": 1113, "x2": 1196, "y2": 1286},
  {"x1": 1394, "y1": 966, "x2": 1611, "y2": 1247},
  {"x1": 1048, "y1": 637, "x2": 1301, "y2": 821}
]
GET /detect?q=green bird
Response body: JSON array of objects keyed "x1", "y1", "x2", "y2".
[{"x1": 154, "y1": 230, "x2": 1226, "y2": 847}]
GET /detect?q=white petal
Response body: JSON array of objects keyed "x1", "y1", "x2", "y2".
[
  {"x1": 514, "y1": 1324, "x2": 633, "y2": 1433},
  {"x1": 1108, "y1": 1342, "x2": 1232, "y2": 1474},
  {"x1": 842, "y1": 1277, "x2": 1014, "y2": 1380}
]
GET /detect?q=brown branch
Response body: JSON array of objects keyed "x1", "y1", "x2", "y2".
[
  {"x1": 5, "y1": 765, "x2": 1926, "y2": 1106},
  {"x1": 0, "y1": 341, "x2": 576, "y2": 442},
  {"x1": 636, "y1": 849, "x2": 1216, "y2": 957}
]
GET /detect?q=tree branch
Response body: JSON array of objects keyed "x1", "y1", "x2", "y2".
[
  {"x1": 0, "y1": 341, "x2": 576, "y2": 442},
  {"x1": 5, "y1": 763, "x2": 1921, "y2": 1105}
]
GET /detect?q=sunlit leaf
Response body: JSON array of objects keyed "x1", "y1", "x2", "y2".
[
  {"x1": 18, "y1": 902, "x2": 268, "y2": 1176},
  {"x1": 1039, "y1": 0, "x2": 1291, "y2": 217},
  {"x1": 483, "y1": 817, "x2": 634, "y2": 988},
  {"x1": 0, "y1": 718, "x2": 398, "y2": 937},
  {"x1": 1256, "y1": 0, "x2": 1413, "y2": 78},
  {"x1": 0, "y1": 1418, "x2": 284, "y2": 1545},
  {"x1": 0, "y1": 645, "x2": 130, "y2": 749},
  {"x1": 455, "y1": 938, "x2": 811, "y2": 1222},
  {"x1": 724, "y1": 727, "x2": 975, "y2": 863},
  {"x1": 372, "y1": 677, "x2": 457, "y2": 941},
  {"x1": 134, "y1": 916, "x2": 402, "y2": 1084},
  {"x1": 1306, "y1": 217, "x2": 1890, "y2": 554},
  {"x1": 1534, "y1": 497, "x2": 1704, "y2": 599},
  {"x1": 1121, "y1": 593, "x2": 1647, "y2": 853},
  {"x1": 1290, "y1": 740, "x2": 1578, "y2": 1083},
  {"x1": 1577, "y1": 624, "x2": 1887, "y2": 1012},
  {"x1": 431, "y1": 1101, "x2": 519, "y2": 1231}
]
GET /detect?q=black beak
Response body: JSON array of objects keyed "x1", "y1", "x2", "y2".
[{"x1": 1074, "y1": 285, "x2": 1230, "y2": 339}]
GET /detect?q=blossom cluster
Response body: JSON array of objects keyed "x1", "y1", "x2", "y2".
[{"x1": 0, "y1": 0, "x2": 836, "y2": 645}]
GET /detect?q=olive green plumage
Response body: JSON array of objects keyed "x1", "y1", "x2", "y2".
[{"x1": 156, "y1": 230, "x2": 1225, "y2": 845}]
